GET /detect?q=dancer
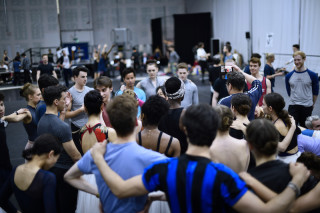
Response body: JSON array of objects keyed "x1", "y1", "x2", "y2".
[
  {"x1": 2, "y1": 83, "x2": 41, "y2": 149},
  {"x1": 262, "y1": 93, "x2": 301, "y2": 163},
  {"x1": 137, "y1": 95, "x2": 180, "y2": 157},
  {"x1": 136, "y1": 59, "x2": 165, "y2": 99},
  {"x1": 0, "y1": 134, "x2": 61, "y2": 213},
  {"x1": 89, "y1": 104, "x2": 310, "y2": 213},
  {"x1": 75, "y1": 90, "x2": 116, "y2": 213}
]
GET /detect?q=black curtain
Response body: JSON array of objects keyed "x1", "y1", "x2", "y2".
[
  {"x1": 174, "y1": 13, "x2": 212, "y2": 65},
  {"x1": 151, "y1": 18, "x2": 163, "y2": 54}
]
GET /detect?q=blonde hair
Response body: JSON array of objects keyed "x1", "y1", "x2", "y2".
[
  {"x1": 20, "y1": 83, "x2": 38, "y2": 101},
  {"x1": 293, "y1": 51, "x2": 306, "y2": 59},
  {"x1": 266, "y1": 53, "x2": 274, "y2": 60},
  {"x1": 176, "y1": 62, "x2": 188, "y2": 70}
]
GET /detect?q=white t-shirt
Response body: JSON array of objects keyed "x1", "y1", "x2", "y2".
[
  {"x1": 197, "y1": 48, "x2": 207, "y2": 61},
  {"x1": 63, "y1": 56, "x2": 71, "y2": 69}
]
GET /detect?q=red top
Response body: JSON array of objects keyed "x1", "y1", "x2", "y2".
[
  {"x1": 102, "y1": 106, "x2": 112, "y2": 127},
  {"x1": 247, "y1": 77, "x2": 266, "y2": 106}
]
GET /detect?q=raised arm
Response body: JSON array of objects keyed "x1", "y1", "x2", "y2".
[
  {"x1": 211, "y1": 91, "x2": 220, "y2": 107},
  {"x1": 232, "y1": 64, "x2": 257, "y2": 84},
  {"x1": 105, "y1": 44, "x2": 116, "y2": 56},
  {"x1": 37, "y1": 70, "x2": 41, "y2": 81}
]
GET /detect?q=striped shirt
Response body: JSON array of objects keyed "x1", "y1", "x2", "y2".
[{"x1": 142, "y1": 154, "x2": 247, "y2": 213}]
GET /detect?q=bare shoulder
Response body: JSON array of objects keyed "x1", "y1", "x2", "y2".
[{"x1": 274, "y1": 120, "x2": 288, "y2": 136}]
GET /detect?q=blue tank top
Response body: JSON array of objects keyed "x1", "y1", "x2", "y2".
[{"x1": 23, "y1": 105, "x2": 38, "y2": 141}]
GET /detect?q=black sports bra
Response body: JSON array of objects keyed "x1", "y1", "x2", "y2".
[{"x1": 138, "y1": 131, "x2": 173, "y2": 157}]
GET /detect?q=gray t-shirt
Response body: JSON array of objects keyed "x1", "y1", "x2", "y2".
[
  {"x1": 139, "y1": 77, "x2": 165, "y2": 100},
  {"x1": 69, "y1": 86, "x2": 93, "y2": 128},
  {"x1": 181, "y1": 80, "x2": 199, "y2": 108},
  {"x1": 37, "y1": 114, "x2": 73, "y2": 169},
  {"x1": 286, "y1": 70, "x2": 318, "y2": 107}
]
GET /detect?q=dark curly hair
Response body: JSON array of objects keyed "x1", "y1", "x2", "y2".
[
  {"x1": 84, "y1": 90, "x2": 103, "y2": 116},
  {"x1": 182, "y1": 104, "x2": 220, "y2": 147},
  {"x1": 43, "y1": 85, "x2": 67, "y2": 106},
  {"x1": 297, "y1": 152, "x2": 320, "y2": 172},
  {"x1": 141, "y1": 95, "x2": 169, "y2": 126},
  {"x1": 22, "y1": 134, "x2": 61, "y2": 161},
  {"x1": 72, "y1": 66, "x2": 88, "y2": 77},
  {"x1": 226, "y1": 72, "x2": 246, "y2": 91}
]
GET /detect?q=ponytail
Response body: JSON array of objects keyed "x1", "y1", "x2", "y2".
[
  {"x1": 22, "y1": 148, "x2": 34, "y2": 161},
  {"x1": 278, "y1": 110, "x2": 291, "y2": 129},
  {"x1": 20, "y1": 83, "x2": 38, "y2": 101}
]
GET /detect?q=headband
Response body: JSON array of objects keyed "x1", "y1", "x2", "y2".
[{"x1": 166, "y1": 79, "x2": 185, "y2": 100}]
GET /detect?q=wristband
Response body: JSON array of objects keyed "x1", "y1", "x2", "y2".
[{"x1": 287, "y1": 182, "x2": 300, "y2": 198}]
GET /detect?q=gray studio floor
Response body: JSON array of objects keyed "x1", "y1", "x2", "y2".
[{"x1": 2, "y1": 72, "x2": 320, "y2": 168}]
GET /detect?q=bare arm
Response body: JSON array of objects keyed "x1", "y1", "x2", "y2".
[
  {"x1": 277, "y1": 117, "x2": 296, "y2": 152},
  {"x1": 211, "y1": 91, "x2": 219, "y2": 107},
  {"x1": 265, "y1": 71, "x2": 284, "y2": 80},
  {"x1": 36, "y1": 70, "x2": 40, "y2": 81},
  {"x1": 91, "y1": 141, "x2": 149, "y2": 198},
  {"x1": 239, "y1": 172, "x2": 277, "y2": 202},
  {"x1": 290, "y1": 182, "x2": 320, "y2": 213},
  {"x1": 266, "y1": 79, "x2": 272, "y2": 94},
  {"x1": 64, "y1": 164, "x2": 99, "y2": 196},
  {"x1": 105, "y1": 44, "x2": 116, "y2": 56},
  {"x1": 171, "y1": 138, "x2": 181, "y2": 157},
  {"x1": 62, "y1": 140, "x2": 81, "y2": 162},
  {"x1": 101, "y1": 44, "x2": 107, "y2": 53},
  {"x1": 313, "y1": 95, "x2": 317, "y2": 108},
  {"x1": 65, "y1": 106, "x2": 85, "y2": 119},
  {"x1": 2, "y1": 109, "x2": 31, "y2": 123},
  {"x1": 52, "y1": 71, "x2": 58, "y2": 79},
  {"x1": 60, "y1": 93, "x2": 72, "y2": 121},
  {"x1": 232, "y1": 64, "x2": 256, "y2": 85}
]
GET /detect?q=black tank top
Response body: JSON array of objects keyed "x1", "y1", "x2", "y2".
[
  {"x1": 274, "y1": 118, "x2": 301, "y2": 155},
  {"x1": 158, "y1": 108, "x2": 187, "y2": 154},
  {"x1": 138, "y1": 131, "x2": 173, "y2": 157}
]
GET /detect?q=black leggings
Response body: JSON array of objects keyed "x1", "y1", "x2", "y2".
[
  {"x1": 288, "y1": 105, "x2": 313, "y2": 128},
  {"x1": 50, "y1": 167, "x2": 78, "y2": 213},
  {"x1": 71, "y1": 122, "x2": 83, "y2": 156},
  {"x1": 199, "y1": 60, "x2": 207, "y2": 80}
]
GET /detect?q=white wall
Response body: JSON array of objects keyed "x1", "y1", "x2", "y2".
[
  {"x1": 185, "y1": 0, "x2": 320, "y2": 73},
  {"x1": 0, "y1": 0, "x2": 60, "y2": 58},
  {"x1": 0, "y1": 0, "x2": 185, "y2": 60},
  {"x1": 91, "y1": 0, "x2": 185, "y2": 54},
  {"x1": 1, "y1": 0, "x2": 319, "y2": 70}
]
